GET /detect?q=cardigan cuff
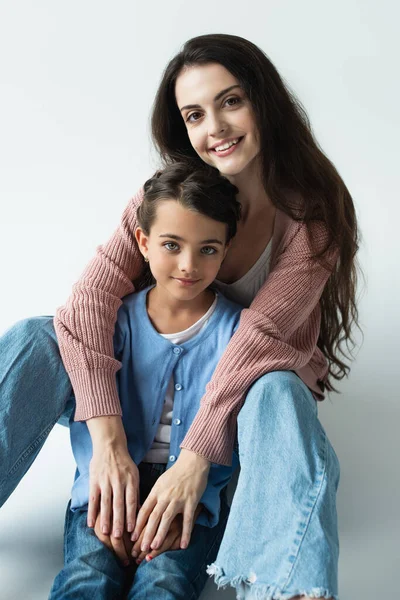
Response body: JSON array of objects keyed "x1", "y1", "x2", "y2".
[
  {"x1": 180, "y1": 402, "x2": 238, "y2": 466},
  {"x1": 69, "y1": 369, "x2": 123, "y2": 421}
]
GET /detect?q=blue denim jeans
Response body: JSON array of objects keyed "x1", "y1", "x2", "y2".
[
  {"x1": 49, "y1": 463, "x2": 229, "y2": 599},
  {"x1": 0, "y1": 317, "x2": 340, "y2": 599}
]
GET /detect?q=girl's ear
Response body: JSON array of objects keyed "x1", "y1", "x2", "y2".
[{"x1": 135, "y1": 227, "x2": 149, "y2": 260}]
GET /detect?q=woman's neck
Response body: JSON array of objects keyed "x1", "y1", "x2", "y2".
[
  {"x1": 146, "y1": 286, "x2": 215, "y2": 334},
  {"x1": 227, "y1": 160, "x2": 274, "y2": 223}
]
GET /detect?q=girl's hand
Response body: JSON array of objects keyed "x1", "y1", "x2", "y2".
[
  {"x1": 94, "y1": 513, "x2": 133, "y2": 566},
  {"x1": 132, "y1": 449, "x2": 210, "y2": 552},
  {"x1": 86, "y1": 416, "x2": 140, "y2": 538}
]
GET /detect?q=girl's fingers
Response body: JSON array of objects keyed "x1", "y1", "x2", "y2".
[
  {"x1": 110, "y1": 534, "x2": 131, "y2": 565},
  {"x1": 100, "y1": 488, "x2": 112, "y2": 535},
  {"x1": 111, "y1": 487, "x2": 125, "y2": 538},
  {"x1": 87, "y1": 485, "x2": 100, "y2": 528}
]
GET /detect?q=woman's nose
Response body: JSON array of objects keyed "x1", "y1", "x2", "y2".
[{"x1": 208, "y1": 112, "x2": 226, "y2": 137}]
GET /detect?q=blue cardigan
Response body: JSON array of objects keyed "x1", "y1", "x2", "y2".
[{"x1": 69, "y1": 287, "x2": 242, "y2": 527}]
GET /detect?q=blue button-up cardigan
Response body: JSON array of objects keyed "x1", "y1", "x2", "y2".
[{"x1": 69, "y1": 286, "x2": 242, "y2": 527}]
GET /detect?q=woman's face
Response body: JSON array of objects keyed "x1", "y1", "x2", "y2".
[{"x1": 175, "y1": 63, "x2": 260, "y2": 180}]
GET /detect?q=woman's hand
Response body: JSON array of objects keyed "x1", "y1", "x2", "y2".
[
  {"x1": 86, "y1": 416, "x2": 140, "y2": 538},
  {"x1": 132, "y1": 449, "x2": 210, "y2": 552},
  {"x1": 132, "y1": 504, "x2": 203, "y2": 564}
]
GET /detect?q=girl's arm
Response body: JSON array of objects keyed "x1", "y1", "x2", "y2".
[{"x1": 55, "y1": 188, "x2": 145, "y2": 536}]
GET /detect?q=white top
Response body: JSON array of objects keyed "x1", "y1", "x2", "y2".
[
  {"x1": 142, "y1": 294, "x2": 218, "y2": 464},
  {"x1": 213, "y1": 238, "x2": 273, "y2": 308}
]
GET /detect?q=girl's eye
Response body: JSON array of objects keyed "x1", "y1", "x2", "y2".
[
  {"x1": 186, "y1": 111, "x2": 202, "y2": 123},
  {"x1": 201, "y1": 246, "x2": 217, "y2": 255},
  {"x1": 164, "y1": 242, "x2": 179, "y2": 251}
]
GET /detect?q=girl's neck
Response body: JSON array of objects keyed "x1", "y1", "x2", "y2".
[{"x1": 146, "y1": 286, "x2": 215, "y2": 335}]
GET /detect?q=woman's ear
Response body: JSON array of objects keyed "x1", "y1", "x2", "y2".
[
  {"x1": 135, "y1": 227, "x2": 149, "y2": 260},
  {"x1": 222, "y1": 240, "x2": 231, "y2": 261}
]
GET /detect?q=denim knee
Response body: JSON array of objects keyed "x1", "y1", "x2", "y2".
[
  {"x1": 10, "y1": 315, "x2": 56, "y2": 343},
  {"x1": 239, "y1": 370, "x2": 317, "y2": 423}
]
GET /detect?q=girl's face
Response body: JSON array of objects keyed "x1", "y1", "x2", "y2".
[
  {"x1": 135, "y1": 200, "x2": 229, "y2": 303},
  {"x1": 175, "y1": 63, "x2": 260, "y2": 180}
]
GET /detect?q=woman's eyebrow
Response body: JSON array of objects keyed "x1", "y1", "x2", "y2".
[
  {"x1": 179, "y1": 85, "x2": 241, "y2": 112},
  {"x1": 159, "y1": 234, "x2": 223, "y2": 245}
]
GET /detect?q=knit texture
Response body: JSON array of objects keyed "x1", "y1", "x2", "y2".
[{"x1": 54, "y1": 188, "x2": 337, "y2": 465}]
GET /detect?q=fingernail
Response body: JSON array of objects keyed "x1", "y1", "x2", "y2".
[
  {"x1": 151, "y1": 540, "x2": 159, "y2": 550},
  {"x1": 132, "y1": 551, "x2": 138, "y2": 558},
  {"x1": 127, "y1": 522, "x2": 133, "y2": 532},
  {"x1": 102, "y1": 525, "x2": 108, "y2": 534},
  {"x1": 145, "y1": 555, "x2": 153, "y2": 562},
  {"x1": 114, "y1": 529, "x2": 122, "y2": 537},
  {"x1": 132, "y1": 532, "x2": 138, "y2": 542},
  {"x1": 141, "y1": 543, "x2": 149, "y2": 552},
  {"x1": 180, "y1": 541, "x2": 188, "y2": 549},
  {"x1": 87, "y1": 519, "x2": 94, "y2": 528},
  {"x1": 136, "y1": 559, "x2": 142, "y2": 565},
  {"x1": 124, "y1": 560, "x2": 130, "y2": 567}
]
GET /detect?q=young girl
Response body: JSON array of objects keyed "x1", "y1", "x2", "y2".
[
  {"x1": 49, "y1": 163, "x2": 242, "y2": 599},
  {"x1": 0, "y1": 34, "x2": 359, "y2": 600}
]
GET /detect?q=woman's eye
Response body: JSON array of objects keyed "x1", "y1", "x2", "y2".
[
  {"x1": 164, "y1": 242, "x2": 179, "y2": 251},
  {"x1": 224, "y1": 96, "x2": 240, "y2": 107},
  {"x1": 186, "y1": 111, "x2": 202, "y2": 123},
  {"x1": 201, "y1": 246, "x2": 217, "y2": 255}
]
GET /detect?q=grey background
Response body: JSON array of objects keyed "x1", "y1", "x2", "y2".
[{"x1": 0, "y1": 1, "x2": 399, "y2": 598}]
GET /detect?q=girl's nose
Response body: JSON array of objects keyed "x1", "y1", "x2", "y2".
[{"x1": 179, "y1": 253, "x2": 198, "y2": 275}]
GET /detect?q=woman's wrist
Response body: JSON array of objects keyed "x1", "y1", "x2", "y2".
[
  {"x1": 87, "y1": 415, "x2": 128, "y2": 450},
  {"x1": 178, "y1": 448, "x2": 210, "y2": 473}
]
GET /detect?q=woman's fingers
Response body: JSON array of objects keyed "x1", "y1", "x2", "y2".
[
  {"x1": 100, "y1": 488, "x2": 113, "y2": 535},
  {"x1": 111, "y1": 485, "x2": 125, "y2": 538},
  {"x1": 125, "y1": 483, "x2": 139, "y2": 533},
  {"x1": 87, "y1": 484, "x2": 100, "y2": 528},
  {"x1": 139, "y1": 502, "x2": 169, "y2": 552},
  {"x1": 180, "y1": 505, "x2": 196, "y2": 549},
  {"x1": 132, "y1": 493, "x2": 157, "y2": 542},
  {"x1": 150, "y1": 505, "x2": 182, "y2": 550}
]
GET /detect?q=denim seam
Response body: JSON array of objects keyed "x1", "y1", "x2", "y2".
[
  {"x1": 2, "y1": 417, "x2": 59, "y2": 482},
  {"x1": 279, "y1": 426, "x2": 328, "y2": 591}
]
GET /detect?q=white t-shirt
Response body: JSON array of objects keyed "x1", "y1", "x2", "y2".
[{"x1": 142, "y1": 294, "x2": 218, "y2": 464}]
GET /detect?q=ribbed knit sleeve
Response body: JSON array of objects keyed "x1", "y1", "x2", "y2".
[
  {"x1": 180, "y1": 219, "x2": 338, "y2": 465},
  {"x1": 54, "y1": 188, "x2": 145, "y2": 421}
]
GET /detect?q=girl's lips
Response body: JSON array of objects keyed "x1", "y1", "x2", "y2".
[
  {"x1": 210, "y1": 137, "x2": 244, "y2": 157},
  {"x1": 174, "y1": 278, "x2": 200, "y2": 286}
]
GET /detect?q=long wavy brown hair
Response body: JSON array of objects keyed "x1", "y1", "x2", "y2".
[{"x1": 151, "y1": 33, "x2": 360, "y2": 386}]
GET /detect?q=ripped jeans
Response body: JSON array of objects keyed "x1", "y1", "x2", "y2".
[{"x1": 0, "y1": 318, "x2": 340, "y2": 599}]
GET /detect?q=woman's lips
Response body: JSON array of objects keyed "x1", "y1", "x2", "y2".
[{"x1": 210, "y1": 137, "x2": 244, "y2": 157}]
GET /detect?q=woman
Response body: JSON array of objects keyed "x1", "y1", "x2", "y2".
[{"x1": 0, "y1": 34, "x2": 359, "y2": 599}]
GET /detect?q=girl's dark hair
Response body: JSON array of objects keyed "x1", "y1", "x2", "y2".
[
  {"x1": 151, "y1": 33, "x2": 360, "y2": 386},
  {"x1": 135, "y1": 162, "x2": 240, "y2": 289}
]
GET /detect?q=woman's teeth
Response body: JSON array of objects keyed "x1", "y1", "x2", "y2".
[{"x1": 214, "y1": 138, "x2": 240, "y2": 152}]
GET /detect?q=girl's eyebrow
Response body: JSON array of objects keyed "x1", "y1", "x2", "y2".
[
  {"x1": 179, "y1": 85, "x2": 241, "y2": 112},
  {"x1": 159, "y1": 233, "x2": 223, "y2": 245}
]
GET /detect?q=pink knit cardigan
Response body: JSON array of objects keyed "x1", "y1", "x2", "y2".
[{"x1": 55, "y1": 187, "x2": 336, "y2": 465}]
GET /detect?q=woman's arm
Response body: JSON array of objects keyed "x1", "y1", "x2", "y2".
[
  {"x1": 181, "y1": 219, "x2": 338, "y2": 464},
  {"x1": 55, "y1": 188, "x2": 145, "y2": 536},
  {"x1": 54, "y1": 188, "x2": 144, "y2": 420}
]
